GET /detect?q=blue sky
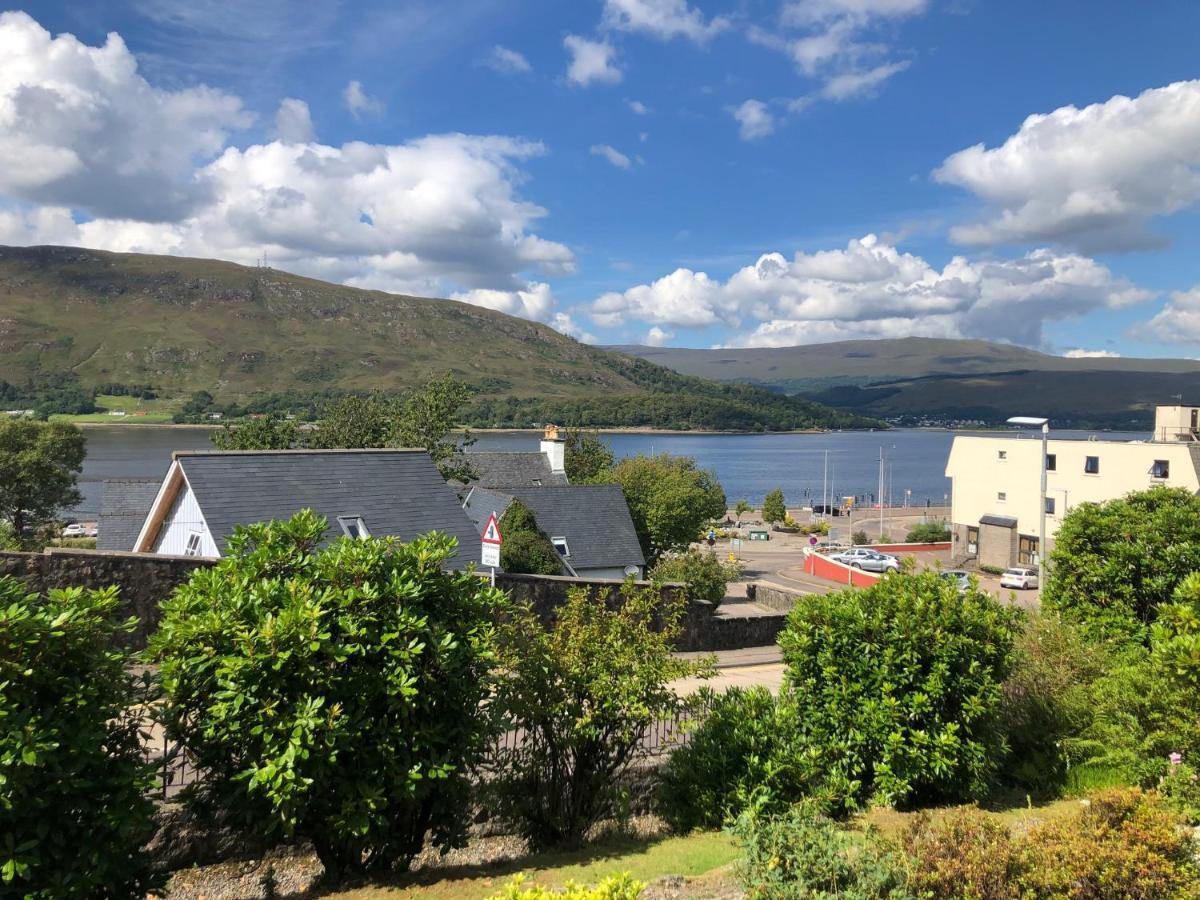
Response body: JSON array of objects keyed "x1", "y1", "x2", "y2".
[{"x1": 3, "y1": 0, "x2": 1200, "y2": 356}]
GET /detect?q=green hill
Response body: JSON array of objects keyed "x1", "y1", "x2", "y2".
[
  {"x1": 0, "y1": 245, "x2": 877, "y2": 431},
  {"x1": 616, "y1": 339, "x2": 1200, "y2": 427}
]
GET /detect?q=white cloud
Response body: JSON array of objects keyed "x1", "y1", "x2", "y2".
[
  {"x1": 1064, "y1": 348, "x2": 1121, "y2": 358},
  {"x1": 935, "y1": 80, "x2": 1200, "y2": 252},
  {"x1": 452, "y1": 281, "x2": 554, "y2": 320},
  {"x1": 1135, "y1": 287, "x2": 1200, "y2": 344},
  {"x1": 628, "y1": 99, "x2": 650, "y2": 115},
  {"x1": 732, "y1": 100, "x2": 775, "y2": 140},
  {"x1": 273, "y1": 98, "x2": 315, "y2": 143},
  {"x1": 483, "y1": 45, "x2": 532, "y2": 74},
  {"x1": 552, "y1": 311, "x2": 598, "y2": 343},
  {"x1": 591, "y1": 234, "x2": 1152, "y2": 348},
  {"x1": 590, "y1": 144, "x2": 633, "y2": 169},
  {"x1": 644, "y1": 325, "x2": 674, "y2": 346},
  {"x1": 0, "y1": 10, "x2": 249, "y2": 222},
  {"x1": 820, "y1": 60, "x2": 910, "y2": 101},
  {"x1": 601, "y1": 0, "x2": 729, "y2": 44},
  {"x1": 564, "y1": 35, "x2": 622, "y2": 86},
  {"x1": 342, "y1": 79, "x2": 384, "y2": 119}
]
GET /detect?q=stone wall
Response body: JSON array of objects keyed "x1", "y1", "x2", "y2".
[{"x1": 752, "y1": 584, "x2": 804, "y2": 613}]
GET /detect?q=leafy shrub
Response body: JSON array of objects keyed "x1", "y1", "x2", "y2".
[
  {"x1": 500, "y1": 499, "x2": 564, "y2": 575},
  {"x1": 851, "y1": 529, "x2": 870, "y2": 546},
  {"x1": 650, "y1": 549, "x2": 742, "y2": 608},
  {"x1": 1043, "y1": 486, "x2": 1200, "y2": 644},
  {"x1": 777, "y1": 572, "x2": 1021, "y2": 811},
  {"x1": 489, "y1": 582, "x2": 707, "y2": 850},
  {"x1": 0, "y1": 577, "x2": 157, "y2": 898},
  {"x1": 898, "y1": 809, "x2": 1020, "y2": 900},
  {"x1": 1160, "y1": 759, "x2": 1200, "y2": 824},
  {"x1": 980, "y1": 564, "x2": 1005, "y2": 575},
  {"x1": 659, "y1": 687, "x2": 811, "y2": 831},
  {"x1": 761, "y1": 488, "x2": 786, "y2": 526},
  {"x1": 999, "y1": 612, "x2": 1108, "y2": 793},
  {"x1": 733, "y1": 799, "x2": 910, "y2": 900},
  {"x1": 488, "y1": 873, "x2": 644, "y2": 899},
  {"x1": 152, "y1": 511, "x2": 505, "y2": 882},
  {"x1": 903, "y1": 522, "x2": 950, "y2": 543},
  {"x1": 609, "y1": 454, "x2": 727, "y2": 564},
  {"x1": 1016, "y1": 788, "x2": 1200, "y2": 898}
]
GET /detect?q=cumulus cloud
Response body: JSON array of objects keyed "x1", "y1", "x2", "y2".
[
  {"x1": 1135, "y1": 287, "x2": 1200, "y2": 345},
  {"x1": 342, "y1": 79, "x2": 384, "y2": 118},
  {"x1": 273, "y1": 98, "x2": 315, "y2": 143},
  {"x1": 1064, "y1": 348, "x2": 1121, "y2": 358},
  {"x1": 732, "y1": 99, "x2": 775, "y2": 140},
  {"x1": 564, "y1": 35, "x2": 623, "y2": 86},
  {"x1": 590, "y1": 144, "x2": 633, "y2": 169},
  {"x1": 452, "y1": 281, "x2": 554, "y2": 320},
  {"x1": 628, "y1": 99, "x2": 650, "y2": 114},
  {"x1": 644, "y1": 325, "x2": 674, "y2": 346},
  {"x1": 591, "y1": 234, "x2": 1152, "y2": 348},
  {"x1": 601, "y1": 0, "x2": 729, "y2": 44},
  {"x1": 934, "y1": 80, "x2": 1200, "y2": 252},
  {"x1": 552, "y1": 311, "x2": 598, "y2": 343},
  {"x1": 0, "y1": 10, "x2": 249, "y2": 222},
  {"x1": 483, "y1": 45, "x2": 532, "y2": 74}
]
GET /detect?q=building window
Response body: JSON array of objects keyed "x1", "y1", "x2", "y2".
[
  {"x1": 337, "y1": 516, "x2": 370, "y2": 539},
  {"x1": 531, "y1": 478, "x2": 542, "y2": 486},
  {"x1": 1151, "y1": 459, "x2": 1170, "y2": 479},
  {"x1": 551, "y1": 536, "x2": 570, "y2": 557},
  {"x1": 1046, "y1": 453, "x2": 1056, "y2": 471},
  {"x1": 1045, "y1": 496, "x2": 1056, "y2": 515},
  {"x1": 1019, "y1": 535, "x2": 1040, "y2": 567},
  {"x1": 1084, "y1": 456, "x2": 1100, "y2": 474},
  {"x1": 184, "y1": 531, "x2": 203, "y2": 557},
  {"x1": 997, "y1": 491, "x2": 1007, "y2": 502},
  {"x1": 998, "y1": 450, "x2": 1007, "y2": 460}
]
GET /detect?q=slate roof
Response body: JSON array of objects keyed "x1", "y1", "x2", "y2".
[
  {"x1": 466, "y1": 484, "x2": 644, "y2": 573},
  {"x1": 171, "y1": 450, "x2": 482, "y2": 568},
  {"x1": 461, "y1": 487, "x2": 515, "y2": 531},
  {"x1": 462, "y1": 451, "x2": 568, "y2": 488},
  {"x1": 979, "y1": 514, "x2": 1019, "y2": 528},
  {"x1": 97, "y1": 478, "x2": 161, "y2": 551}
]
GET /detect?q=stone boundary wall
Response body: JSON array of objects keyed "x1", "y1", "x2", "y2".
[
  {"x1": 753, "y1": 584, "x2": 806, "y2": 613},
  {"x1": 0, "y1": 550, "x2": 778, "y2": 652}
]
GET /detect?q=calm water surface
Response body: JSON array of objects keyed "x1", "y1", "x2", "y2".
[{"x1": 72, "y1": 426, "x2": 1149, "y2": 518}]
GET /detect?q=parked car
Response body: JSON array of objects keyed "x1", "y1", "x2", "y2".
[
  {"x1": 814, "y1": 541, "x2": 849, "y2": 554},
  {"x1": 939, "y1": 569, "x2": 971, "y2": 593},
  {"x1": 999, "y1": 566, "x2": 1039, "y2": 590},
  {"x1": 61, "y1": 523, "x2": 97, "y2": 538},
  {"x1": 832, "y1": 548, "x2": 900, "y2": 573}
]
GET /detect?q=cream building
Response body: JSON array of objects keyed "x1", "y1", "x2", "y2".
[{"x1": 945, "y1": 406, "x2": 1200, "y2": 569}]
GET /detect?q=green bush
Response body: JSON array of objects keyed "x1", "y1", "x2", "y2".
[
  {"x1": 152, "y1": 510, "x2": 505, "y2": 882},
  {"x1": 500, "y1": 499, "x2": 564, "y2": 575},
  {"x1": 999, "y1": 612, "x2": 1108, "y2": 793},
  {"x1": 851, "y1": 529, "x2": 870, "y2": 546},
  {"x1": 488, "y1": 873, "x2": 644, "y2": 899},
  {"x1": 903, "y1": 522, "x2": 950, "y2": 543},
  {"x1": 777, "y1": 572, "x2": 1021, "y2": 811},
  {"x1": 1160, "y1": 760, "x2": 1200, "y2": 824},
  {"x1": 733, "y1": 799, "x2": 910, "y2": 900},
  {"x1": 650, "y1": 549, "x2": 742, "y2": 607},
  {"x1": 0, "y1": 577, "x2": 157, "y2": 898},
  {"x1": 659, "y1": 686, "x2": 810, "y2": 831},
  {"x1": 761, "y1": 488, "x2": 786, "y2": 526},
  {"x1": 980, "y1": 564, "x2": 1005, "y2": 575},
  {"x1": 1043, "y1": 486, "x2": 1200, "y2": 645},
  {"x1": 489, "y1": 582, "x2": 707, "y2": 850},
  {"x1": 608, "y1": 455, "x2": 727, "y2": 564},
  {"x1": 898, "y1": 809, "x2": 1020, "y2": 900}
]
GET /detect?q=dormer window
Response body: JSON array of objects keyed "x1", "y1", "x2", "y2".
[
  {"x1": 338, "y1": 516, "x2": 370, "y2": 539},
  {"x1": 1151, "y1": 459, "x2": 1170, "y2": 479},
  {"x1": 551, "y1": 536, "x2": 570, "y2": 557}
]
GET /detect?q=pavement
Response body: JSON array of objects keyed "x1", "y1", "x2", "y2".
[{"x1": 672, "y1": 645, "x2": 786, "y2": 696}]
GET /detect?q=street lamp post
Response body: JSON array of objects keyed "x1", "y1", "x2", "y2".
[{"x1": 1007, "y1": 416, "x2": 1050, "y2": 587}]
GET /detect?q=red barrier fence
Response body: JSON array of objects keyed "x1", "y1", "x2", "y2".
[{"x1": 803, "y1": 552, "x2": 881, "y2": 588}]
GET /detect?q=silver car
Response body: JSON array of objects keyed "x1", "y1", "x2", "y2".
[{"x1": 832, "y1": 548, "x2": 900, "y2": 573}]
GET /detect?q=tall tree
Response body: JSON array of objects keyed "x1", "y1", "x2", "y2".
[
  {"x1": 563, "y1": 428, "x2": 615, "y2": 483},
  {"x1": 762, "y1": 488, "x2": 786, "y2": 526},
  {"x1": 0, "y1": 419, "x2": 86, "y2": 547},
  {"x1": 211, "y1": 416, "x2": 298, "y2": 450},
  {"x1": 609, "y1": 454, "x2": 727, "y2": 564}
]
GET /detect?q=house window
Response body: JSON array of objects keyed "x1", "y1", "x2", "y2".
[
  {"x1": 998, "y1": 450, "x2": 1007, "y2": 460},
  {"x1": 184, "y1": 531, "x2": 203, "y2": 557},
  {"x1": 551, "y1": 536, "x2": 570, "y2": 557},
  {"x1": 531, "y1": 478, "x2": 542, "y2": 486},
  {"x1": 1084, "y1": 456, "x2": 1100, "y2": 475},
  {"x1": 1151, "y1": 459, "x2": 1170, "y2": 479},
  {"x1": 1045, "y1": 497, "x2": 1056, "y2": 515},
  {"x1": 337, "y1": 516, "x2": 370, "y2": 539},
  {"x1": 1046, "y1": 453, "x2": 1056, "y2": 472},
  {"x1": 997, "y1": 492, "x2": 1007, "y2": 502},
  {"x1": 1019, "y1": 535, "x2": 1040, "y2": 567}
]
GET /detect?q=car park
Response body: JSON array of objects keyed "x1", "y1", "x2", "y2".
[
  {"x1": 999, "y1": 566, "x2": 1039, "y2": 590},
  {"x1": 832, "y1": 547, "x2": 900, "y2": 573}
]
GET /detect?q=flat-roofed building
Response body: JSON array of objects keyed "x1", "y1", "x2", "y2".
[{"x1": 945, "y1": 405, "x2": 1200, "y2": 569}]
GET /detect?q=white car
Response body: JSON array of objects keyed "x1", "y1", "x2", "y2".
[
  {"x1": 832, "y1": 548, "x2": 900, "y2": 573},
  {"x1": 999, "y1": 566, "x2": 1039, "y2": 590},
  {"x1": 61, "y1": 523, "x2": 96, "y2": 538}
]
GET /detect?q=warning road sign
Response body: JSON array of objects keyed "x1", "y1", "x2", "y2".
[{"x1": 481, "y1": 512, "x2": 502, "y2": 569}]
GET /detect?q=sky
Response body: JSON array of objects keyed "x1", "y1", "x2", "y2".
[{"x1": 2, "y1": 0, "x2": 1200, "y2": 357}]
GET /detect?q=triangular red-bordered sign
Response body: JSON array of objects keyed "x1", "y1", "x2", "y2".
[{"x1": 482, "y1": 512, "x2": 503, "y2": 545}]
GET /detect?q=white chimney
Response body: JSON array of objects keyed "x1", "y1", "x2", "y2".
[{"x1": 540, "y1": 424, "x2": 565, "y2": 475}]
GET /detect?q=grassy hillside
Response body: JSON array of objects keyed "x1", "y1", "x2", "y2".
[{"x1": 0, "y1": 245, "x2": 877, "y2": 431}]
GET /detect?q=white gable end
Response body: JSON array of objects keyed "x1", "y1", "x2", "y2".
[{"x1": 153, "y1": 479, "x2": 219, "y2": 557}]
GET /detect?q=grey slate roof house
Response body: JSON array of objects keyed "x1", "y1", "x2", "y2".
[
  {"x1": 97, "y1": 478, "x2": 161, "y2": 551},
  {"x1": 462, "y1": 484, "x2": 645, "y2": 580},
  {"x1": 132, "y1": 449, "x2": 482, "y2": 569},
  {"x1": 460, "y1": 428, "x2": 570, "y2": 488}
]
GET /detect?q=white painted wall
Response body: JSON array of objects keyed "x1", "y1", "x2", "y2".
[{"x1": 153, "y1": 480, "x2": 219, "y2": 557}]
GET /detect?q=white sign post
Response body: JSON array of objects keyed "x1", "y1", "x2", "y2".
[{"x1": 481, "y1": 512, "x2": 502, "y2": 585}]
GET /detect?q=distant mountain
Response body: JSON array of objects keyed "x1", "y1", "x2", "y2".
[
  {"x1": 616, "y1": 338, "x2": 1200, "y2": 427},
  {"x1": 0, "y1": 246, "x2": 877, "y2": 431}
]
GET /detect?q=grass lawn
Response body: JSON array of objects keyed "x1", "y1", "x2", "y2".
[
  {"x1": 50, "y1": 393, "x2": 181, "y2": 424},
  {"x1": 329, "y1": 830, "x2": 738, "y2": 900}
]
